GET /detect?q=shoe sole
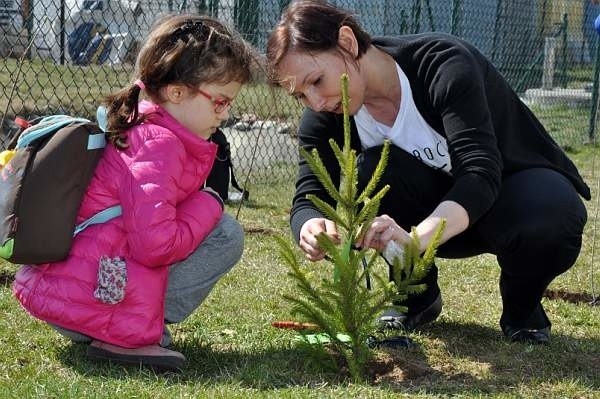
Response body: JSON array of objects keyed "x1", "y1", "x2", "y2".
[{"x1": 86, "y1": 345, "x2": 185, "y2": 372}]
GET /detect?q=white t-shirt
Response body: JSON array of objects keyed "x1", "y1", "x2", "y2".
[{"x1": 354, "y1": 64, "x2": 452, "y2": 174}]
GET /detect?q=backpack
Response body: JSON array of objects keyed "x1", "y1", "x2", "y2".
[
  {"x1": 205, "y1": 128, "x2": 249, "y2": 202},
  {"x1": 0, "y1": 115, "x2": 121, "y2": 264}
]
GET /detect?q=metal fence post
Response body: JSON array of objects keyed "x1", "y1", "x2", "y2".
[
  {"x1": 588, "y1": 34, "x2": 600, "y2": 143},
  {"x1": 22, "y1": 0, "x2": 32, "y2": 59},
  {"x1": 59, "y1": 0, "x2": 65, "y2": 65},
  {"x1": 491, "y1": 0, "x2": 503, "y2": 63},
  {"x1": 451, "y1": 0, "x2": 462, "y2": 35},
  {"x1": 412, "y1": 0, "x2": 421, "y2": 33},
  {"x1": 560, "y1": 13, "x2": 568, "y2": 88}
]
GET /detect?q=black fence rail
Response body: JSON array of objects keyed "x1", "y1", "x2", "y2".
[{"x1": 1, "y1": 0, "x2": 598, "y2": 182}]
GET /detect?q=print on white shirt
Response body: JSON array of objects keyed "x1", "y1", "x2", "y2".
[{"x1": 354, "y1": 64, "x2": 452, "y2": 174}]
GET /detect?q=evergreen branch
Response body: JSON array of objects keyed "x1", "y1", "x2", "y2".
[
  {"x1": 420, "y1": 219, "x2": 446, "y2": 266},
  {"x1": 286, "y1": 296, "x2": 339, "y2": 334},
  {"x1": 356, "y1": 292, "x2": 391, "y2": 327},
  {"x1": 340, "y1": 149, "x2": 358, "y2": 206},
  {"x1": 306, "y1": 194, "x2": 348, "y2": 230},
  {"x1": 275, "y1": 237, "x2": 337, "y2": 315},
  {"x1": 406, "y1": 283, "x2": 427, "y2": 295},
  {"x1": 355, "y1": 185, "x2": 390, "y2": 231},
  {"x1": 408, "y1": 221, "x2": 445, "y2": 282},
  {"x1": 357, "y1": 286, "x2": 393, "y2": 325},
  {"x1": 329, "y1": 139, "x2": 345, "y2": 169},
  {"x1": 300, "y1": 147, "x2": 343, "y2": 204},
  {"x1": 315, "y1": 234, "x2": 345, "y2": 276},
  {"x1": 340, "y1": 74, "x2": 351, "y2": 155},
  {"x1": 284, "y1": 277, "x2": 336, "y2": 318},
  {"x1": 274, "y1": 236, "x2": 302, "y2": 270},
  {"x1": 357, "y1": 140, "x2": 391, "y2": 203}
]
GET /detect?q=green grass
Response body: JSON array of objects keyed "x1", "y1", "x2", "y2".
[
  {"x1": 0, "y1": 57, "x2": 598, "y2": 398},
  {"x1": 0, "y1": 58, "x2": 302, "y2": 124},
  {"x1": 532, "y1": 104, "x2": 592, "y2": 148},
  {"x1": 1, "y1": 150, "x2": 599, "y2": 398}
]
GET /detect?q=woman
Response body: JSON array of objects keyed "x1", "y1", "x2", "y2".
[{"x1": 266, "y1": 0, "x2": 590, "y2": 344}]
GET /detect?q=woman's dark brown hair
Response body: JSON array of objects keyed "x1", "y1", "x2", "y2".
[
  {"x1": 266, "y1": 0, "x2": 371, "y2": 84},
  {"x1": 104, "y1": 14, "x2": 256, "y2": 148}
]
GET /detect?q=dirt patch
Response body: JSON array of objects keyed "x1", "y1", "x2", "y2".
[
  {"x1": 243, "y1": 225, "x2": 280, "y2": 236},
  {"x1": 370, "y1": 350, "x2": 432, "y2": 383},
  {"x1": 0, "y1": 269, "x2": 15, "y2": 285},
  {"x1": 543, "y1": 288, "x2": 599, "y2": 305}
]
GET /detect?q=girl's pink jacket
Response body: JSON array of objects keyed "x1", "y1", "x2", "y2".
[{"x1": 13, "y1": 101, "x2": 222, "y2": 348}]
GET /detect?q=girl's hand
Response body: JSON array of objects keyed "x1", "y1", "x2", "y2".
[
  {"x1": 299, "y1": 218, "x2": 340, "y2": 261},
  {"x1": 358, "y1": 214, "x2": 411, "y2": 252}
]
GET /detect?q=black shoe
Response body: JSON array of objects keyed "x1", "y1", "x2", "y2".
[
  {"x1": 378, "y1": 293, "x2": 443, "y2": 331},
  {"x1": 503, "y1": 325, "x2": 550, "y2": 345}
]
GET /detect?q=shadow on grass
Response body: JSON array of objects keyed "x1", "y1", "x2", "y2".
[
  {"x1": 55, "y1": 341, "x2": 360, "y2": 386},
  {"x1": 54, "y1": 321, "x2": 599, "y2": 395},
  {"x1": 400, "y1": 321, "x2": 600, "y2": 395}
]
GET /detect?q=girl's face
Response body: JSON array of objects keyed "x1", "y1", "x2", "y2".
[
  {"x1": 172, "y1": 81, "x2": 242, "y2": 139},
  {"x1": 276, "y1": 49, "x2": 366, "y2": 115}
]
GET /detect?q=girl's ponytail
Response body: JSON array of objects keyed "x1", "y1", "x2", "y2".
[{"x1": 103, "y1": 82, "x2": 146, "y2": 149}]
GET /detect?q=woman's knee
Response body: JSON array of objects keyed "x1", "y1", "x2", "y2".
[
  {"x1": 495, "y1": 208, "x2": 585, "y2": 277},
  {"x1": 486, "y1": 169, "x2": 586, "y2": 255}
]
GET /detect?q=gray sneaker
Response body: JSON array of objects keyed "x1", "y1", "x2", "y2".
[
  {"x1": 378, "y1": 293, "x2": 443, "y2": 331},
  {"x1": 87, "y1": 340, "x2": 186, "y2": 372}
]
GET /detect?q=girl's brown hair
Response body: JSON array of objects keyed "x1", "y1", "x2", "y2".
[
  {"x1": 266, "y1": 0, "x2": 371, "y2": 85},
  {"x1": 104, "y1": 14, "x2": 256, "y2": 148}
]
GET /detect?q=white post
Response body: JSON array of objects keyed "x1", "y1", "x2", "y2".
[{"x1": 542, "y1": 37, "x2": 557, "y2": 90}]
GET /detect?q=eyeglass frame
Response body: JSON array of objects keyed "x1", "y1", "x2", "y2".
[{"x1": 196, "y1": 88, "x2": 233, "y2": 114}]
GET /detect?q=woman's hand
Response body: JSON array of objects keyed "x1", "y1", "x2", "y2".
[
  {"x1": 299, "y1": 218, "x2": 340, "y2": 261},
  {"x1": 357, "y1": 214, "x2": 411, "y2": 252},
  {"x1": 358, "y1": 201, "x2": 468, "y2": 253}
]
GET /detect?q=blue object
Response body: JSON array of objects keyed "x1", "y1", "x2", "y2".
[
  {"x1": 68, "y1": 22, "x2": 112, "y2": 65},
  {"x1": 595, "y1": 13, "x2": 600, "y2": 35},
  {"x1": 16, "y1": 115, "x2": 91, "y2": 148},
  {"x1": 96, "y1": 105, "x2": 108, "y2": 132},
  {"x1": 73, "y1": 205, "x2": 122, "y2": 236}
]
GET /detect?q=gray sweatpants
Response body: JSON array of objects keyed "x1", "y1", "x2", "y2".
[
  {"x1": 52, "y1": 213, "x2": 244, "y2": 346},
  {"x1": 164, "y1": 213, "x2": 243, "y2": 322}
]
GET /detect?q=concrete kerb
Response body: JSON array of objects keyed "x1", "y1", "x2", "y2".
[{"x1": 221, "y1": 122, "x2": 299, "y2": 171}]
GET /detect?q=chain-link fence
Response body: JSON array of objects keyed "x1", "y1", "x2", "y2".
[{"x1": 1, "y1": 0, "x2": 599, "y2": 182}]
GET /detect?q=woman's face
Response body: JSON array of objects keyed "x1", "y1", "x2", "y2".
[{"x1": 277, "y1": 49, "x2": 365, "y2": 115}]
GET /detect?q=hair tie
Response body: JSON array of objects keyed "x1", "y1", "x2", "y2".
[
  {"x1": 173, "y1": 20, "x2": 209, "y2": 40},
  {"x1": 134, "y1": 79, "x2": 146, "y2": 91}
]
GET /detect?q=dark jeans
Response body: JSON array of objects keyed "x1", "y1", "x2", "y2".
[{"x1": 357, "y1": 145, "x2": 587, "y2": 330}]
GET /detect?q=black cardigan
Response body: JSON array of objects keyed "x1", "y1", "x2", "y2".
[{"x1": 290, "y1": 33, "x2": 591, "y2": 241}]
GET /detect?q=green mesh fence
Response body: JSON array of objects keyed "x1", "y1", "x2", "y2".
[{"x1": 0, "y1": 0, "x2": 598, "y2": 182}]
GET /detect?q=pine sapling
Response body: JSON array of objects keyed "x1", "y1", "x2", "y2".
[{"x1": 276, "y1": 73, "x2": 446, "y2": 381}]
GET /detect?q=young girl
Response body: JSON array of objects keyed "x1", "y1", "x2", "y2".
[{"x1": 13, "y1": 14, "x2": 256, "y2": 371}]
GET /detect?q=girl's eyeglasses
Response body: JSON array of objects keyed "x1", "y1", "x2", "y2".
[{"x1": 196, "y1": 89, "x2": 232, "y2": 114}]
